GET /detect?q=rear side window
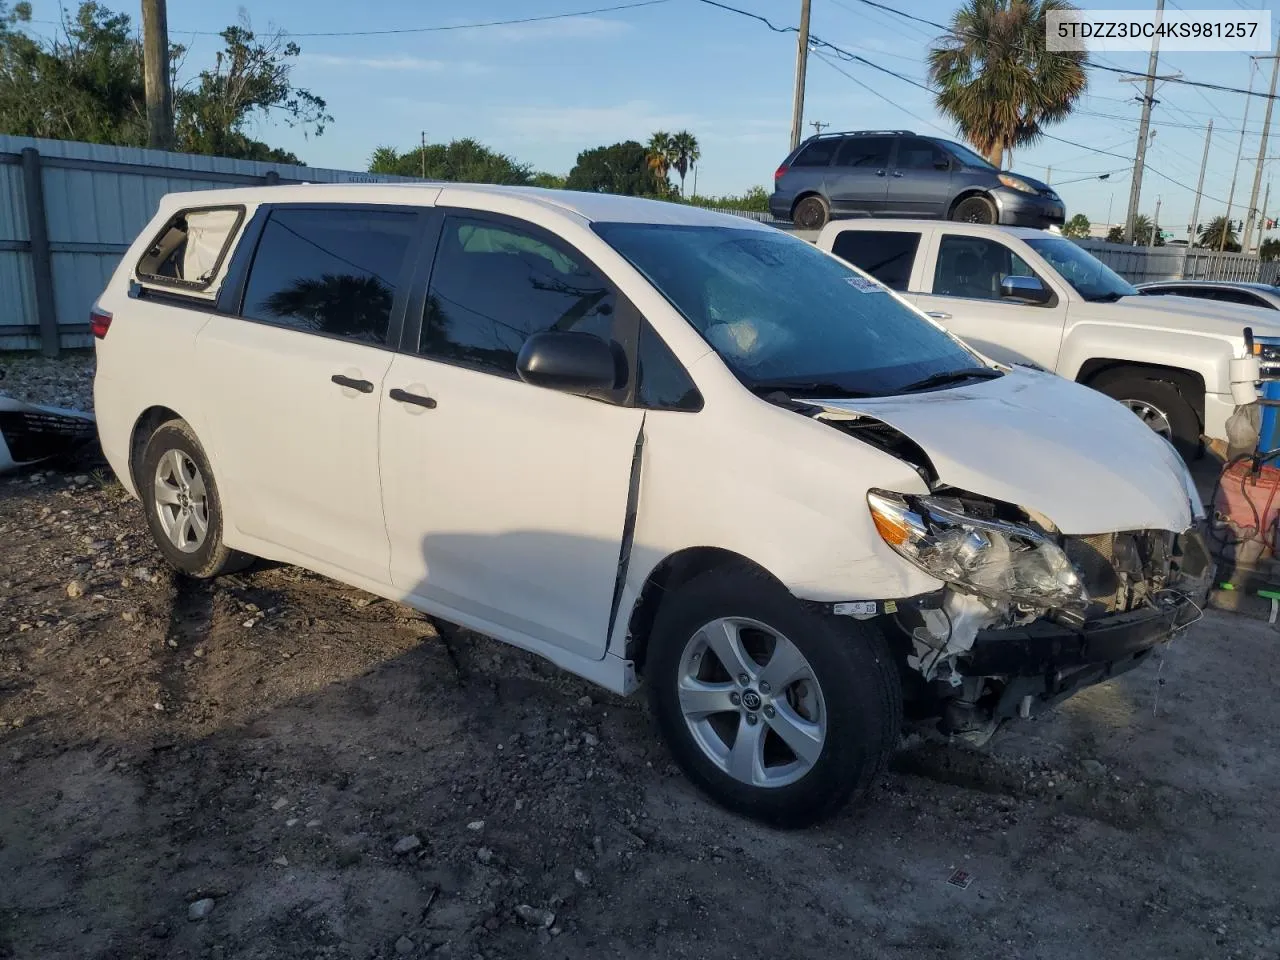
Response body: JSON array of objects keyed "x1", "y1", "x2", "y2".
[
  {"x1": 421, "y1": 216, "x2": 620, "y2": 380},
  {"x1": 136, "y1": 206, "x2": 244, "y2": 291},
  {"x1": 1210, "y1": 288, "x2": 1268, "y2": 307},
  {"x1": 829, "y1": 230, "x2": 921, "y2": 292},
  {"x1": 240, "y1": 208, "x2": 417, "y2": 345},
  {"x1": 791, "y1": 139, "x2": 839, "y2": 167},
  {"x1": 834, "y1": 136, "x2": 892, "y2": 169}
]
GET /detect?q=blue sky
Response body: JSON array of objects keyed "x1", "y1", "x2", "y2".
[{"x1": 23, "y1": 0, "x2": 1279, "y2": 236}]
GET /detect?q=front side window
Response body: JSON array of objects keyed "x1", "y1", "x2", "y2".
[
  {"x1": 834, "y1": 136, "x2": 892, "y2": 169},
  {"x1": 1023, "y1": 237, "x2": 1136, "y2": 302},
  {"x1": 136, "y1": 206, "x2": 244, "y2": 291},
  {"x1": 594, "y1": 222, "x2": 979, "y2": 399},
  {"x1": 938, "y1": 139, "x2": 997, "y2": 171},
  {"x1": 240, "y1": 208, "x2": 417, "y2": 344},
  {"x1": 421, "y1": 216, "x2": 619, "y2": 379},
  {"x1": 933, "y1": 235, "x2": 1039, "y2": 301},
  {"x1": 897, "y1": 138, "x2": 950, "y2": 171},
  {"x1": 830, "y1": 230, "x2": 921, "y2": 291}
]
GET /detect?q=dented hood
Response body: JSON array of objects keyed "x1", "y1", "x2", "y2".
[{"x1": 816, "y1": 368, "x2": 1194, "y2": 535}]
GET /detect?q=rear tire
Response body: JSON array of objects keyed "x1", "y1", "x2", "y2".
[
  {"x1": 951, "y1": 195, "x2": 997, "y2": 224},
  {"x1": 137, "y1": 420, "x2": 253, "y2": 578},
  {"x1": 1091, "y1": 370, "x2": 1202, "y2": 460},
  {"x1": 646, "y1": 564, "x2": 901, "y2": 828},
  {"x1": 792, "y1": 195, "x2": 830, "y2": 230}
]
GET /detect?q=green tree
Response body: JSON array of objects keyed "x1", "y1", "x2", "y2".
[
  {"x1": 1061, "y1": 213, "x2": 1090, "y2": 239},
  {"x1": 532, "y1": 171, "x2": 567, "y2": 189},
  {"x1": 684, "y1": 186, "x2": 770, "y2": 212},
  {"x1": 1260, "y1": 237, "x2": 1280, "y2": 262},
  {"x1": 928, "y1": 0, "x2": 1087, "y2": 168},
  {"x1": 0, "y1": 2, "x2": 325, "y2": 163},
  {"x1": 1197, "y1": 216, "x2": 1241, "y2": 252},
  {"x1": 367, "y1": 138, "x2": 532, "y2": 184},
  {"x1": 668, "y1": 130, "x2": 700, "y2": 197},
  {"x1": 566, "y1": 140, "x2": 666, "y2": 196},
  {"x1": 1106, "y1": 215, "x2": 1157, "y2": 245}
]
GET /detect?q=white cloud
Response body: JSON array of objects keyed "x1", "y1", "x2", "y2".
[{"x1": 301, "y1": 53, "x2": 487, "y2": 74}]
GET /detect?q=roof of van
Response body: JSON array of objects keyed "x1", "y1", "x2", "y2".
[{"x1": 158, "y1": 182, "x2": 775, "y2": 231}]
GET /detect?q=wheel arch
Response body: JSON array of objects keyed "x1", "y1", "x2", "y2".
[
  {"x1": 624, "y1": 547, "x2": 786, "y2": 677},
  {"x1": 1076, "y1": 359, "x2": 1206, "y2": 429},
  {"x1": 947, "y1": 189, "x2": 994, "y2": 219},
  {"x1": 128, "y1": 405, "x2": 186, "y2": 493}
]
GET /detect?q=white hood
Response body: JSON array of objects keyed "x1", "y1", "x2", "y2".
[
  {"x1": 1093, "y1": 294, "x2": 1280, "y2": 339},
  {"x1": 816, "y1": 368, "x2": 1194, "y2": 535}
]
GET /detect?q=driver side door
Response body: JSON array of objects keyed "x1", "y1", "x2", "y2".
[{"x1": 914, "y1": 232, "x2": 1069, "y2": 370}]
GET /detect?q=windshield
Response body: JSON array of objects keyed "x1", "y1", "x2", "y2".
[
  {"x1": 938, "y1": 139, "x2": 997, "y2": 171},
  {"x1": 593, "y1": 223, "x2": 982, "y2": 397},
  {"x1": 1024, "y1": 237, "x2": 1137, "y2": 302}
]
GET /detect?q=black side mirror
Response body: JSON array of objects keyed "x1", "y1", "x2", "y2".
[
  {"x1": 1000, "y1": 274, "x2": 1053, "y2": 305},
  {"x1": 516, "y1": 330, "x2": 622, "y2": 397}
]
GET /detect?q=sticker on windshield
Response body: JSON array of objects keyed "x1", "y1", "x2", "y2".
[{"x1": 844, "y1": 276, "x2": 884, "y2": 293}]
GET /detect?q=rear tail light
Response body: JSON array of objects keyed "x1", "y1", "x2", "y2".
[
  {"x1": 90, "y1": 309, "x2": 112, "y2": 339},
  {"x1": 774, "y1": 164, "x2": 789, "y2": 184}
]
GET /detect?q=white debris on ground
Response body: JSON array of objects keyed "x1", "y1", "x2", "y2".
[{"x1": 0, "y1": 352, "x2": 96, "y2": 411}]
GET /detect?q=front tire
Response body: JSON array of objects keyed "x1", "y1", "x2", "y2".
[
  {"x1": 1090, "y1": 370, "x2": 1202, "y2": 460},
  {"x1": 951, "y1": 195, "x2": 997, "y2": 224},
  {"x1": 137, "y1": 420, "x2": 252, "y2": 578},
  {"x1": 646, "y1": 564, "x2": 901, "y2": 828}
]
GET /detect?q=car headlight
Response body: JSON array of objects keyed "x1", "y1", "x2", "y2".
[
  {"x1": 998, "y1": 173, "x2": 1038, "y2": 195},
  {"x1": 867, "y1": 490, "x2": 1086, "y2": 609}
]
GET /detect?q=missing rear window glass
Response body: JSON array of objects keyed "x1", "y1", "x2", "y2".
[{"x1": 136, "y1": 206, "x2": 245, "y2": 291}]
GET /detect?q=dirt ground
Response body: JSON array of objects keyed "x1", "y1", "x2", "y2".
[{"x1": 2, "y1": 355, "x2": 1279, "y2": 960}]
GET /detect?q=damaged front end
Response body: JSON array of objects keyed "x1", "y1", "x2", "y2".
[{"x1": 864, "y1": 488, "x2": 1212, "y2": 739}]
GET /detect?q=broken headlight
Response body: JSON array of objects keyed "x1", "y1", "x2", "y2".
[{"x1": 867, "y1": 490, "x2": 1086, "y2": 610}]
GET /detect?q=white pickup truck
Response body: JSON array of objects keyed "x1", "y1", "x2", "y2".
[{"x1": 816, "y1": 219, "x2": 1269, "y2": 455}]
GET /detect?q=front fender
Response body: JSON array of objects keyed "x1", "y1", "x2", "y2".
[{"x1": 1058, "y1": 322, "x2": 1231, "y2": 395}]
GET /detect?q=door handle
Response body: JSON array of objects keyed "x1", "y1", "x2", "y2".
[
  {"x1": 876, "y1": 169, "x2": 886, "y2": 177},
  {"x1": 926, "y1": 311, "x2": 952, "y2": 320},
  {"x1": 389, "y1": 387, "x2": 437, "y2": 409},
  {"x1": 331, "y1": 374, "x2": 374, "y2": 393},
  {"x1": 891, "y1": 171, "x2": 904, "y2": 178}
]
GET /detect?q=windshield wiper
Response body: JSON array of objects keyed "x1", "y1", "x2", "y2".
[
  {"x1": 748, "y1": 379, "x2": 872, "y2": 398},
  {"x1": 896, "y1": 366, "x2": 1002, "y2": 393}
]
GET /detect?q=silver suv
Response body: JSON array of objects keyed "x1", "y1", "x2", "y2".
[{"x1": 769, "y1": 130, "x2": 1066, "y2": 231}]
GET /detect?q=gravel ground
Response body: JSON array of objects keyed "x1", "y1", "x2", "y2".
[
  {"x1": 0, "y1": 352, "x2": 96, "y2": 412},
  {"x1": 1, "y1": 361, "x2": 1278, "y2": 960}
]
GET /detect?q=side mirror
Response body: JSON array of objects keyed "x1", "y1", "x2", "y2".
[
  {"x1": 1000, "y1": 274, "x2": 1053, "y2": 305},
  {"x1": 516, "y1": 330, "x2": 622, "y2": 396},
  {"x1": 933, "y1": 158, "x2": 951, "y2": 171}
]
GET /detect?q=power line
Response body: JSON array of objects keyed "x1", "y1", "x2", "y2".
[
  {"x1": 34, "y1": 0, "x2": 672, "y2": 38},
  {"x1": 810, "y1": 51, "x2": 954, "y2": 136}
]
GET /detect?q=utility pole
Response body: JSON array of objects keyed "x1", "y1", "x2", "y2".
[
  {"x1": 1244, "y1": 34, "x2": 1280, "y2": 254},
  {"x1": 789, "y1": 0, "x2": 812, "y2": 152},
  {"x1": 1150, "y1": 195, "x2": 1162, "y2": 249},
  {"x1": 810, "y1": 120, "x2": 829, "y2": 136},
  {"x1": 1222, "y1": 60, "x2": 1259, "y2": 252},
  {"x1": 1188, "y1": 119, "x2": 1213, "y2": 247},
  {"x1": 141, "y1": 0, "x2": 173, "y2": 150},
  {"x1": 420, "y1": 131, "x2": 427, "y2": 179},
  {"x1": 1122, "y1": 0, "x2": 1164, "y2": 243},
  {"x1": 1258, "y1": 180, "x2": 1271, "y2": 253}
]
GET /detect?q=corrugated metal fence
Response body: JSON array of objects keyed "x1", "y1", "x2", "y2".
[
  {"x1": 0, "y1": 135, "x2": 410, "y2": 354},
  {"x1": 1072, "y1": 238, "x2": 1280, "y2": 285}
]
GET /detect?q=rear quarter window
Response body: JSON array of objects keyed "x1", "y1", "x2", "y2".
[
  {"x1": 135, "y1": 206, "x2": 245, "y2": 292},
  {"x1": 829, "y1": 230, "x2": 921, "y2": 291}
]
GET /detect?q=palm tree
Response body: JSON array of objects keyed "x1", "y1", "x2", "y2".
[
  {"x1": 1261, "y1": 237, "x2": 1280, "y2": 262},
  {"x1": 668, "y1": 131, "x2": 700, "y2": 197},
  {"x1": 1105, "y1": 215, "x2": 1153, "y2": 244},
  {"x1": 928, "y1": 0, "x2": 1088, "y2": 169},
  {"x1": 646, "y1": 131, "x2": 673, "y2": 186},
  {"x1": 1198, "y1": 216, "x2": 1240, "y2": 252}
]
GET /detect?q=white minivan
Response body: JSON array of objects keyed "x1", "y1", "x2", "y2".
[{"x1": 93, "y1": 185, "x2": 1211, "y2": 826}]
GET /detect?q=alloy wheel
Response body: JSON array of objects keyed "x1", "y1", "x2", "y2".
[
  {"x1": 152, "y1": 449, "x2": 209, "y2": 553},
  {"x1": 1120, "y1": 398, "x2": 1173, "y2": 439}
]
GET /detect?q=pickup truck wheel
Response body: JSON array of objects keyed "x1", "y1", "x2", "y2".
[
  {"x1": 1091, "y1": 371, "x2": 1201, "y2": 459},
  {"x1": 792, "y1": 195, "x2": 830, "y2": 230},
  {"x1": 646, "y1": 564, "x2": 901, "y2": 828},
  {"x1": 137, "y1": 420, "x2": 253, "y2": 578},
  {"x1": 951, "y1": 195, "x2": 997, "y2": 223}
]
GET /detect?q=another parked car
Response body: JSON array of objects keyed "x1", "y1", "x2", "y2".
[
  {"x1": 1136, "y1": 279, "x2": 1280, "y2": 311},
  {"x1": 818, "y1": 218, "x2": 1271, "y2": 457},
  {"x1": 769, "y1": 130, "x2": 1065, "y2": 230},
  {"x1": 95, "y1": 186, "x2": 1209, "y2": 826}
]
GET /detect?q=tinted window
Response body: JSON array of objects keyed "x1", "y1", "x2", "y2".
[
  {"x1": 791, "y1": 139, "x2": 838, "y2": 167},
  {"x1": 594, "y1": 223, "x2": 979, "y2": 399},
  {"x1": 241, "y1": 208, "x2": 416, "y2": 344},
  {"x1": 939, "y1": 139, "x2": 997, "y2": 170},
  {"x1": 1211, "y1": 288, "x2": 1268, "y2": 307},
  {"x1": 422, "y1": 217, "x2": 618, "y2": 379},
  {"x1": 830, "y1": 230, "x2": 920, "y2": 292},
  {"x1": 638, "y1": 322, "x2": 701, "y2": 411},
  {"x1": 933, "y1": 235, "x2": 1040, "y2": 300},
  {"x1": 896, "y1": 138, "x2": 950, "y2": 171},
  {"x1": 835, "y1": 136, "x2": 892, "y2": 168},
  {"x1": 1024, "y1": 237, "x2": 1136, "y2": 302},
  {"x1": 137, "y1": 206, "x2": 243, "y2": 291}
]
